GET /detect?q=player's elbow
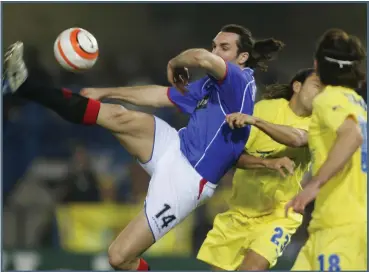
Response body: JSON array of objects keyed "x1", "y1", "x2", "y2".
[
  {"x1": 193, "y1": 49, "x2": 213, "y2": 69},
  {"x1": 352, "y1": 127, "x2": 363, "y2": 146},
  {"x1": 290, "y1": 135, "x2": 306, "y2": 148},
  {"x1": 194, "y1": 49, "x2": 226, "y2": 80},
  {"x1": 235, "y1": 159, "x2": 247, "y2": 170},
  {"x1": 290, "y1": 138, "x2": 303, "y2": 148},
  {"x1": 289, "y1": 129, "x2": 308, "y2": 148},
  {"x1": 338, "y1": 118, "x2": 363, "y2": 147}
]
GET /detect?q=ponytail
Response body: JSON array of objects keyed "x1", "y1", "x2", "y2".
[
  {"x1": 219, "y1": 24, "x2": 285, "y2": 71},
  {"x1": 262, "y1": 68, "x2": 315, "y2": 101},
  {"x1": 262, "y1": 84, "x2": 292, "y2": 100},
  {"x1": 247, "y1": 38, "x2": 285, "y2": 71}
]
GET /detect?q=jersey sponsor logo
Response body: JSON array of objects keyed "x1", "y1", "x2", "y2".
[
  {"x1": 255, "y1": 149, "x2": 275, "y2": 158},
  {"x1": 196, "y1": 94, "x2": 210, "y2": 110},
  {"x1": 332, "y1": 105, "x2": 342, "y2": 111}
]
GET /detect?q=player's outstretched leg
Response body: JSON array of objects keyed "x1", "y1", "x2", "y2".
[
  {"x1": 3, "y1": 41, "x2": 155, "y2": 164},
  {"x1": 3, "y1": 42, "x2": 159, "y2": 270}
]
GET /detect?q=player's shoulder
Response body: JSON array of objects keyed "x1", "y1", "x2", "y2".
[
  {"x1": 226, "y1": 61, "x2": 243, "y2": 74},
  {"x1": 313, "y1": 86, "x2": 342, "y2": 107},
  {"x1": 255, "y1": 98, "x2": 288, "y2": 110},
  {"x1": 314, "y1": 86, "x2": 360, "y2": 108},
  {"x1": 226, "y1": 62, "x2": 254, "y2": 80}
]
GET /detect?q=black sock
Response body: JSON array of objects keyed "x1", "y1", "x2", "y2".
[{"x1": 16, "y1": 77, "x2": 100, "y2": 125}]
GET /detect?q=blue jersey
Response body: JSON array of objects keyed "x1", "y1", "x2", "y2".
[{"x1": 167, "y1": 62, "x2": 256, "y2": 184}]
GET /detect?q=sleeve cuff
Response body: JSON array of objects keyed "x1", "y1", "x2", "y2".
[
  {"x1": 218, "y1": 61, "x2": 228, "y2": 85},
  {"x1": 166, "y1": 87, "x2": 182, "y2": 112}
]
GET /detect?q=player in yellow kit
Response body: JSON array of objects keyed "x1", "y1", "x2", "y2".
[
  {"x1": 227, "y1": 31, "x2": 367, "y2": 270},
  {"x1": 197, "y1": 68, "x2": 321, "y2": 270},
  {"x1": 284, "y1": 29, "x2": 367, "y2": 271}
]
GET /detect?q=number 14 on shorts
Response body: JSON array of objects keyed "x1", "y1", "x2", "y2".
[
  {"x1": 318, "y1": 254, "x2": 340, "y2": 271},
  {"x1": 155, "y1": 204, "x2": 177, "y2": 229}
]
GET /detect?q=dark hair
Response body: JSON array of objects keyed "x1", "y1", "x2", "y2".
[
  {"x1": 315, "y1": 29, "x2": 366, "y2": 89},
  {"x1": 263, "y1": 68, "x2": 315, "y2": 100},
  {"x1": 220, "y1": 24, "x2": 285, "y2": 71}
]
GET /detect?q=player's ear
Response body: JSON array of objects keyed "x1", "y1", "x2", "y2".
[
  {"x1": 292, "y1": 81, "x2": 302, "y2": 94},
  {"x1": 237, "y1": 52, "x2": 249, "y2": 66},
  {"x1": 314, "y1": 59, "x2": 318, "y2": 71}
]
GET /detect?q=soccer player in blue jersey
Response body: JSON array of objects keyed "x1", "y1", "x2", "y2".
[{"x1": 3, "y1": 24, "x2": 284, "y2": 270}]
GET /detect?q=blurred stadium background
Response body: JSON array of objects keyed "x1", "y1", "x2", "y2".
[{"x1": 2, "y1": 2, "x2": 366, "y2": 270}]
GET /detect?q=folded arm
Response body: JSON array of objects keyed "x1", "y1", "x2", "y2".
[{"x1": 168, "y1": 49, "x2": 227, "y2": 80}]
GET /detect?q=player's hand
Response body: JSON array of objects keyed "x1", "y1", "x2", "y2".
[
  {"x1": 264, "y1": 157, "x2": 295, "y2": 178},
  {"x1": 226, "y1": 113, "x2": 256, "y2": 129},
  {"x1": 80, "y1": 88, "x2": 105, "y2": 100},
  {"x1": 167, "y1": 61, "x2": 190, "y2": 95},
  {"x1": 285, "y1": 181, "x2": 320, "y2": 217}
]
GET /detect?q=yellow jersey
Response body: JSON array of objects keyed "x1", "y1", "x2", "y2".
[
  {"x1": 308, "y1": 86, "x2": 367, "y2": 232},
  {"x1": 229, "y1": 98, "x2": 311, "y2": 217}
]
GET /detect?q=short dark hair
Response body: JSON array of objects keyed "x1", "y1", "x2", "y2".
[
  {"x1": 220, "y1": 24, "x2": 285, "y2": 71},
  {"x1": 315, "y1": 29, "x2": 366, "y2": 89},
  {"x1": 263, "y1": 68, "x2": 315, "y2": 100}
]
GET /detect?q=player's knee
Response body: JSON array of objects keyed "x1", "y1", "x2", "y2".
[
  {"x1": 239, "y1": 263, "x2": 268, "y2": 271},
  {"x1": 239, "y1": 252, "x2": 270, "y2": 271},
  {"x1": 99, "y1": 103, "x2": 133, "y2": 132},
  {"x1": 109, "y1": 104, "x2": 130, "y2": 123},
  {"x1": 110, "y1": 105, "x2": 146, "y2": 127},
  {"x1": 107, "y1": 243, "x2": 132, "y2": 270}
]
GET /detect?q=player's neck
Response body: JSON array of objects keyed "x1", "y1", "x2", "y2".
[{"x1": 289, "y1": 99, "x2": 310, "y2": 117}]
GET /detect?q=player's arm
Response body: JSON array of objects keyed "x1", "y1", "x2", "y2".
[
  {"x1": 168, "y1": 49, "x2": 226, "y2": 80},
  {"x1": 236, "y1": 151, "x2": 294, "y2": 177},
  {"x1": 81, "y1": 85, "x2": 174, "y2": 108},
  {"x1": 227, "y1": 113, "x2": 308, "y2": 148},
  {"x1": 300, "y1": 167, "x2": 312, "y2": 188},
  {"x1": 254, "y1": 117, "x2": 308, "y2": 148},
  {"x1": 309, "y1": 117, "x2": 363, "y2": 188}
]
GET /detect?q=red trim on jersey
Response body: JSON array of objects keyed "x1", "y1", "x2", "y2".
[
  {"x1": 166, "y1": 87, "x2": 182, "y2": 112},
  {"x1": 197, "y1": 178, "x2": 207, "y2": 200}
]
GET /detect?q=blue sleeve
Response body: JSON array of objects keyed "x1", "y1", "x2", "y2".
[
  {"x1": 210, "y1": 61, "x2": 256, "y2": 113},
  {"x1": 167, "y1": 78, "x2": 207, "y2": 114}
]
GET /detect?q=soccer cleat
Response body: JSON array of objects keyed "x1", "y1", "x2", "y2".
[{"x1": 2, "y1": 41, "x2": 28, "y2": 94}]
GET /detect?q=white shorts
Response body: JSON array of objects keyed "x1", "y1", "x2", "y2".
[{"x1": 140, "y1": 117, "x2": 216, "y2": 241}]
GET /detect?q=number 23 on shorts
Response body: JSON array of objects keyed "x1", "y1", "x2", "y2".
[
  {"x1": 318, "y1": 254, "x2": 341, "y2": 271},
  {"x1": 270, "y1": 227, "x2": 290, "y2": 255}
]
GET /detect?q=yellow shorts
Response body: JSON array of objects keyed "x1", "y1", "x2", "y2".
[
  {"x1": 197, "y1": 209, "x2": 302, "y2": 270},
  {"x1": 292, "y1": 223, "x2": 367, "y2": 271}
]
